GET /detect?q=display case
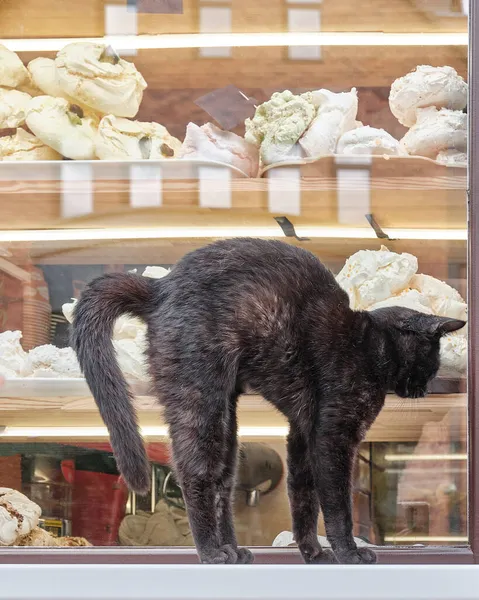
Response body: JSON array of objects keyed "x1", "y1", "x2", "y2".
[{"x1": 0, "y1": 0, "x2": 477, "y2": 583}]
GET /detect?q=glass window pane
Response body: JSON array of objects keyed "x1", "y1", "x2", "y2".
[{"x1": 0, "y1": 0, "x2": 468, "y2": 559}]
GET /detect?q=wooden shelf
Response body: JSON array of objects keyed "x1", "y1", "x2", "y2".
[
  {"x1": 0, "y1": 386, "x2": 467, "y2": 443},
  {"x1": 0, "y1": 157, "x2": 466, "y2": 231}
]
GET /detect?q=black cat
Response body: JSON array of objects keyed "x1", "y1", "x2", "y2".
[{"x1": 72, "y1": 238, "x2": 464, "y2": 565}]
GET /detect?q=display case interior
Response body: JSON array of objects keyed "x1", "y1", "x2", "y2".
[{"x1": 0, "y1": 0, "x2": 470, "y2": 559}]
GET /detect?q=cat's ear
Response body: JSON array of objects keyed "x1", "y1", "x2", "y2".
[{"x1": 398, "y1": 314, "x2": 466, "y2": 336}]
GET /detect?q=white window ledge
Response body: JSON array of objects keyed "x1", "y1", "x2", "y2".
[{"x1": 1, "y1": 564, "x2": 478, "y2": 600}]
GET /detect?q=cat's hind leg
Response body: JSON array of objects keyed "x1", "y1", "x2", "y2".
[
  {"x1": 166, "y1": 388, "x2": 240, "y2": 565},
  {"x1": 287, "y1": 426, "x2": 337, "y2": 564},
  {"x1": 216, "y1": 399, "x2": 254, "y2": 564}
]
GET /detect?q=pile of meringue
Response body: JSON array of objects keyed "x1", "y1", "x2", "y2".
[
  {"x1": 0, "y1": 265, "x2": 169, "y2": 382},
  {"x1": 389, "y1": 65, "x2": 467, "y2": 166},
  {"x1": 336, "y1": 246, "x2": 467, "y2": 375},
  {"x1": 0, "y1": 42, "x2": 181, "y2": 161},
  {"x1": 0, "y1": 487, "x2": 90, "y2": 547},
  {"x1": 243, "y1": 65, "x2": 467, "y2": 168}
]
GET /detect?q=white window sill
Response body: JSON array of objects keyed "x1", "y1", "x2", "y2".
[{"x1": 1, "y1": 564, "x2": 478, "y2": 600}]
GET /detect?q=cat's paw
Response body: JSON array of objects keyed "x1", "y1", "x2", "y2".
[
  {"x1": 337, "y1": 547, "x2": 377, "y2": 564},
  {"x1": 302, "y1": 548, "x2": 338, "y2": 564},
  {"x1": 236, "y1": 548, "x2": 254, "y2": 564},
  {"x1": 200, "y1": 545, "x2": 238, "y2": 564}
]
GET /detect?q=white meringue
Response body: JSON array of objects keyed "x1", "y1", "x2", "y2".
[
  {"x1": 26, "y1": 96, "x2": 98, "y2": 160},
  {"x1": 0, "y1": 88, "x2": 31, "y2": 128},
  {"x1": 62, "y1": 298, "x2": 146, "y2": 342},
  {"x1": 389, "y1": 65, "x2": 467, "y2": 127},
  {"x1": 114, "y1": 334, "x2": 148, "y2": 381},
  {"x1": 410, "y1": 273, "x2": 467, "y2": 324},
  {"x1": 336, "y1": 246, "x2": 418, "y2": 310},
  {"x1": 95, "y1": 115, "x2": 181, "y2": 160},
  {"x1": 440, "y1": 333, "x2": 467, "y2": 375},
  {"x1": 181, "y1": 122, "x2": 259, "y2": 177},
  {"x1": 55, "y1": 42, "x2": 147, "y2": 118},
  {"x1": 27, "y1": 57, "x2": 70, "y2": 100},
  {"x1": 300, "y1": 88, "x2": 358, "y2": 158},
  {"x1": 142, "y1": 266, "x2": 170, "y2": 278},
  {"x1": 400, "y1": 107, "x2": 466, "y2": 158},
  {"x1": 0, "y1": 331, "x2": 27, "y2": 378},
  {"x1": 0, "y1": 45, "x2": 29, "y2": 89},
  {"x1": 22, "y1": 345, "x2": 82, "y2": 378},
  {"x1": 0, "y1": 488, "x2": 41, "y2": 546},
  {"x1": 368, "y1": 289, "x2": 433, "y2": 314},
  {"x1": 337, "y1": 125, "x2": 405, "y2": 156},
  {"x1": 436, "y1": 148, "x2": 467, "y2": 166},
  {"x1": 0, "y1": 128, "x2": 61, "y2": 161}
]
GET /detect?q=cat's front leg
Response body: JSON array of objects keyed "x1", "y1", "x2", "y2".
[
  {"x1": 312, "y1": 430, "x2": 377, "y2": 565},
  {"x1": 287, "y1": 427, "x2": 337, "y2": 564}
]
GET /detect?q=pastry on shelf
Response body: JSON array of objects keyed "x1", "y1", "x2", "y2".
[
  {"x1": 17, "y1": 527, "x2": 92, "y2": 547},
  {"x1": 26, "y1": 95, "x2": 98, "y2": 160},
  {"x1": 410, "y1": 273, "x2": 467, "y2": 323},
  {"x1": 0, "y1": 45, "x2": 29, "y2": 89},
  {"x1": 27, "y1": 57, "x2": 72, "y2": 101},
  {"x1": 0, "y1": 488, "x2": 42, "y2": 546},
  {"x1": 299, "y1": 88, "x2": 358, "y2": 158},
  {"x1": 0, "y1": 88, "x2": 32, "y2": 128},
  {"x1": 337, "y1": 125, "x2": 405, "y2": 157},
  {"x1": 389, "y1": 65, "x2": 467, "y2": 127},
  {"x1": 180, "y1": 122, "x2": 259, "y2": 177},
  {"x1": 0, "y1": 330, "x2": 27, "y2": 378},
  {"x1": 245, "y1": 90, "x2": 315, "y2": 165},
  {"x1": 142, "y1": 266, "x2": 170, "y2": 278},
  {"x1": 400, "y1": 107, "x2": 466, "y2": 159},
  {"x1": 55, "y1": 42, "x2": 147, "y2": 118},
  {"x1": 22, "y1": 344, "x2": 83, "y2": 378},
  {"x1": 336, "y1": 246, "x2": 418, "y2": 310},
  {"x1": 436, "y1": 148, "x2": 467, "y2": 166},
  {"x1": 337, "y1": 247, "x2": 467, "y2": 376},
  {"x1": 0, "y1": 128, "x2": 62, "y2": 161},
  {"x1": 95, "y1": 115, "x2": 181, "y2": 160}
]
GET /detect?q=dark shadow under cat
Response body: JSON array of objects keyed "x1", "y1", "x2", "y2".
[{"x1": 72, "y1": 238, "x2": 465, "y2": 565}]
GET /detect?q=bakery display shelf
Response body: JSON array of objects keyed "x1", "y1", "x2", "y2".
[
  {"x1": 0, "y1": 382, "x2": 466, "y2": 443},
  {"x1": 0, "y1": 155, "x2": 466, "y2": 230},
  {"x1": 260, "y1": 154, "x2": 467, "y2": 176}
]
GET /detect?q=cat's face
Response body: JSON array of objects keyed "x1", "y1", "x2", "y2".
[{"x1": 370, "y1": 307, "x2": 465, "y2": 399}]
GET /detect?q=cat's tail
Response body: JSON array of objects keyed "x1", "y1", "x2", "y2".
[{"x1": 71, "y1": 272, "x2": 158, "y2": 495}]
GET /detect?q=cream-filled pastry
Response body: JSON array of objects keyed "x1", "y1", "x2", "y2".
[
  {"x1": 0, "y1": 128, "x2": 61, "y2": 161},
  {"x1": 299, "y1": 89, "x2": 358, "y2": 158},
  {"x1": 245, "y1": 91, "x2": 315, "y2": 165},
  {"x1": 389, "y1": 65, "x2": 467, "y2": 127},
  {"x1": 26, "y1": 96, "x2": 98, "y2": 160},
  {"x1": 337, "y1": 125, "x2": 405, "y2": 156},
  {"x1": 400, "y1": 107, "x2": 466, "y2": 158},
  {"x1": 0, "y1": 45, "x2": 29, "y2": 89},
  {"x1": 55, "y1": 42, "x2": 147, "y2": 118},
  {"x1": 181, "y1": 122, "x2": 259, "y2": 177},
  {"x1": 336, "y1": 246, "x2": 418, "y2": 310},
  {"x1": 0, "y1": 88, "x2": 31, "y2": 128},
  {"x1": 95, "y1": 115, "x2": 181, "y2": 160}
]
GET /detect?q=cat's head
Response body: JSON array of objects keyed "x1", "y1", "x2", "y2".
[{"x1": 370, "y1": 307, "x2": 465, "y2": 398}]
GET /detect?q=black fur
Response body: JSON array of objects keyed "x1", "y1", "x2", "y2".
[{"x1": 71, "y1": 238, "x2": 465, "y2": 565}]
